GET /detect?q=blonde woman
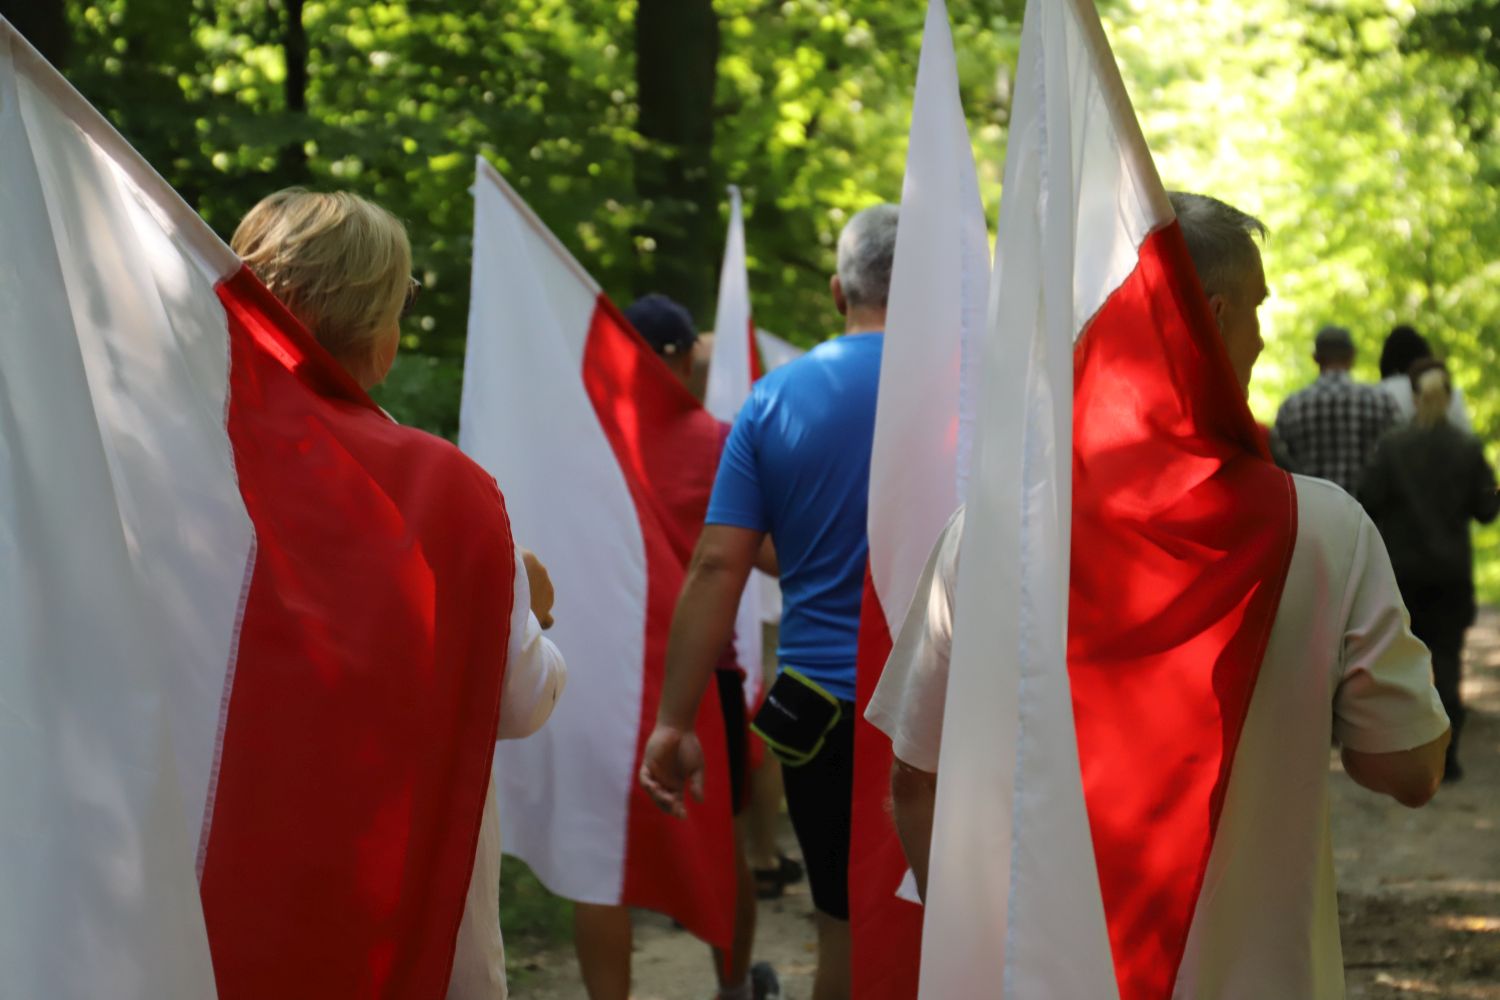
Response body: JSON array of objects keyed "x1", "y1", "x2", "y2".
[
  {"x1": 1362, "y1": 359, "x2": 1499, "y2": 781},
  {"x1": 201, "y1": 189, "x2": 564, "y2": 1000}
]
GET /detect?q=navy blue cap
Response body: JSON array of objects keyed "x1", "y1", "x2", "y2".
[{"x1": 624, "y1": 294, "x2": 698, "y2": 357}]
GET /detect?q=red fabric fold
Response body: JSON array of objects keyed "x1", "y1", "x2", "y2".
[
  {"x1": 201, "y1": 266, "x2": 513, "y2": 999},
  {"x1": 584, "y1": 294, "x2": 737, "y2": 951},
  {"x1": 1069, "y1": 223, "x2": 1297, "y2": 1000},
  {"x1": 850, "y1": 568, "x2": 923, "y2": 1000}
]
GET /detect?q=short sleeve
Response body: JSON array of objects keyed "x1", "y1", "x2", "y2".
[
  {"x1": 864, "y1": 508, "x2": 965, "y2": 773},
  {"x1": 498, "y1": 548, "x2": 567, "y2": 740},
  {"x1": 705, "y1": 394, "x2": 768, "y2": 531},
  {"x1": 1332, "y1": 512, "x2": 1449, "y2": 753}
]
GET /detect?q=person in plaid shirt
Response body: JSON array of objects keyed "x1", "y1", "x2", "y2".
[{"x1": 1274, "y1": 325, "x2": 1400, "y2": 494}]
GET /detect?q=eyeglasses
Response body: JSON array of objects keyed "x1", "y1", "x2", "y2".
[{"x1": 400, "y1": 276, "x2": 422, "y2": 320}]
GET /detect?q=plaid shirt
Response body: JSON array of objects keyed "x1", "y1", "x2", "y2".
[{"x1": 1274, "y1": 371, "x2": 1400, "y2": 494}]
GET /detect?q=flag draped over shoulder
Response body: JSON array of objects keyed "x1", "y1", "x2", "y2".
[
  {"x1": 461, "y1": 160, "x2": 735, "y2": 950},
  {"x1": 921, "y1": 1, "x2": 1296, "y2": 998},
  {"x1": 1, "y1": 20, "x2": 514, "y2": 1000},
  {"x1": 850, "y1": 2, "x2": 991, "y2": 997},
  {"x1": 706, "y1": 184, "x2": 765, "y2": 706}
]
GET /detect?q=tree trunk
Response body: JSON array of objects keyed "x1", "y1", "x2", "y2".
[
  {"x1": 0, "y1": 0, "x2": 69, "y2": 68},
  {"x1": 277, "y1": 0, "x2": 310, "y2": 181},
  {"x1": 632, "y1": 0, "x2": 721, "y2": 321}
]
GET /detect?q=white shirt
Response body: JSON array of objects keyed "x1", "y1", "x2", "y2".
[
  {"x1": 1379, "y1": 373, "x2": 1472, "y2": 432},
  {"x1": 447, "y1": 549, "x2": 567, "y2": 1000},
  {"x1": 866, "y1": 476, "x2": 1449, "y2": 998}
]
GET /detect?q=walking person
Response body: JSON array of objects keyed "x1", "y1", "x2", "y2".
[
  {"x1": 1274, "y1": 324, "x2": 1401, "y2": 492},
  {"x1": 640, "y1": 204, "x2": 901, "y2": 1000},
  {"x1": 1378, "y1": 324, "x2": 1474, "y2": 431},
  {"x1": 1361, "y1": 358, "x2": 1499, "y2": 780}
]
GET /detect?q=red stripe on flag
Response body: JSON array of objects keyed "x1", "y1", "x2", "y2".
[
  {"x1": 582, "y1": 295, "x2": 737, "y2": 950},
  {"x1": 748, "y1": 315, "x2": 763, "y2": 382},
  {"x1": 1069, "y1": 223, "x2": 1296, "y2": 1000},
  {"x1": 201, "y1": 266, "x2": 513, "y2": 999},
  {"x1": 850, "y1": 568, "x2": 923, "y2": 1000}
]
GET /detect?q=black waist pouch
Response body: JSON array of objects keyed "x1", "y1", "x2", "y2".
[{"x1": 750, "y1": 668, "x2": 842, "y2": 767}]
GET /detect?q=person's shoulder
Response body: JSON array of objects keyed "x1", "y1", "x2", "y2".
[
  {"x1": 387, "y1": 421, "x2": 508, "y2": 510},
  {"x1": 1276, "y1": 383, "x2": 1317, "y2": 418},
  {"x1": 1356, "y1": 381, "x2": 1399, "y2": 406},
  {"x1": 1291, "y1": 473, "x2": 1364, "y2": 531}
]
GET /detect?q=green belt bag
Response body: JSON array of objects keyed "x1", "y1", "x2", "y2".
[{"x1": 750, "y1": 668, "x2": 842, "y2": 768}]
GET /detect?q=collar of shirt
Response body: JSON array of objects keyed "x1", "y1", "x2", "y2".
[{"x1": 1317, "y1": 370, "x2": 1353, "y2": 385}]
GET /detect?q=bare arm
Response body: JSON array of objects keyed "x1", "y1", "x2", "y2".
[
  {"x1": 891, "y1": 757, "x2": 938, "y2": 901},
  {"x1": 754, "y1": 535, "x2": 779, "y2": 576},
  {"x1": 1341, "y1": 730, "x2": 1449, "y2": 808},
  {"x1": 639, "y1": 524, "x2": 762, "y2": 816}
]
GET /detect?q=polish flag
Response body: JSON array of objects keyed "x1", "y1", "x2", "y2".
[
  {"x1": 754, "y1": 330, "x2": 804, "y2": 373},
  {"x1": 919, "y1": 1, "x2": 1296, "y2": 997},
  {"x1": 1, "y1": 21, "x2": 514, "y2": 1000},
  {"x1": 705, "y1": 184, "x2": 764, "y2": 705},
  {"x1": 461, "y1": 160, "x2": 735, "y2": 949},
  {"x1": 850, "y1": 2, "x2": 991, "y2": 997}
]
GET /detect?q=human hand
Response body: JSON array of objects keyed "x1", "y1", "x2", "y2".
[
  {"x1": 520, "y1": 548, "x2": 555, "y2": 629},
  {"x1": 638, "y1": 724, "x2": 704, "y2": 819}
]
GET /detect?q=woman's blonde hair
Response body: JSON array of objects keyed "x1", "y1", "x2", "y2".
[
  {"x1": 1410, "y1": 358, "x2": 1452, "y2": 429},
  {"x1": 231, "y1": 189, "x2": 411, "y2": 366}
]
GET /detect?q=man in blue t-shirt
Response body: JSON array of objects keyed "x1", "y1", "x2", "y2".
[{"x1": 640, "y1": 204, "x2": 898, "y2": 1000}]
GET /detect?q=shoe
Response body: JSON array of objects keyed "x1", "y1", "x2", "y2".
[
  {"x1": 753, "y1": 854, "x2": 805, "y2": 900},
  {"x1": 751, "y1": 961, "x2": 781, "y2": 1000}
]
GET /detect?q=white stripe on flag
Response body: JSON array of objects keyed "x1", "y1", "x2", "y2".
[
  {"x1": 868, "y1": 0, "x2": 990, "y2": 622},
  {"x1": 461, "y1": 159, "x2": 644, "y2": 905},
  {"x1": 921, "y1": 0, "x2": 1170, "y2": 994},
  {"x1": 753, "y1": 330, "x2": 803, "y2": 372},
  {"x1": 2, "y1": 18, "x2": 248, "y2": 998},
  {"x1": 706, "y1": 185, "x2": 765, "y2": 702}
]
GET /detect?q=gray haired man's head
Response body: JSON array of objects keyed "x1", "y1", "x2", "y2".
[
  {"x1": 1168, "y1": 191, "x2": 1267, "y2": 302},
  {"x1": 834, "y1": 204, "x2": 899, "y2": 319},
  {"x1": 1167, "y1": 191, "x2": 1270, "y2": 393}
]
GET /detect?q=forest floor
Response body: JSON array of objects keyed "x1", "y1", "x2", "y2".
[{"x1": 506, "y1": 610, "x2": 1500, "y2": 999}]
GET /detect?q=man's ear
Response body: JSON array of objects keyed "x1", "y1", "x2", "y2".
[
  {"x1": 830, "y1": 274, "x2": 848, "y2": 316},
  {"x1": 1207, "y1": 292, "x2": 1227, "y2": 331}
]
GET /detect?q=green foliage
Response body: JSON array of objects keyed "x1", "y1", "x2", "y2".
[
  {"x1": 30, "y1": 0, "x2": 1500, "y2": 567},
  {"x1": 498, "y1": 857, "x2": 573, "y2": 983}
]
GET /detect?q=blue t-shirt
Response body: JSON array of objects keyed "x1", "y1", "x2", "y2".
[{"x1": 705, "y1": 332, "x2": 883, "y2": 702}]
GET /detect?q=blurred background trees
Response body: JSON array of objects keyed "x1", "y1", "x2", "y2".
[{"x1": 6, "y1": 0, "x2": 1497, "y2": 585}]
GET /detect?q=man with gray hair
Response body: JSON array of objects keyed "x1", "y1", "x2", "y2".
[
  {"x1": 866, "y1": 192, "x2": 1448, "y2": 995},
  {"x1": 640, "y1": 203, "x2": 899, "y2": 1000}
]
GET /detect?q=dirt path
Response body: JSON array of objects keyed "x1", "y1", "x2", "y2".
[
  {"x1": 513, "y1": 610, "x2": 1500, "y2": 999},
  {"x1": 1338, "y1": 608, "x2": 1500, "y2": 999}
]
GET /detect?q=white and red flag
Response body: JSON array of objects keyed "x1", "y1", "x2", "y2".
[
  {"x1": 920, "y1": 0, "x2": 1295, "y2": 997},
  {"x1": 1, "y1": 20, "x2": 515, "y2": 1000},
  {"x1": 850, "y1": 2, "x2": 991, "y2": 997},
  {"x1": 461, "y1": 160, "x2": 735, "y2": 949},
  {"x1": 705, "y1": 184, "x2": 765, "y2": 704}
]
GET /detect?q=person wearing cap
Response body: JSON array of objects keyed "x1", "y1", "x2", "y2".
[
  {"x1": 1274, "y1": 324, "x2": 1401, "y2": 494},
  {"x1": 570, "y1": 293, "x2": 780, "y2": 1000}
]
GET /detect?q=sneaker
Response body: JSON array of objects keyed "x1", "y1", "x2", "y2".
[{"x1": 750, "y1": 961, "x2": 781, "y2": 1000}]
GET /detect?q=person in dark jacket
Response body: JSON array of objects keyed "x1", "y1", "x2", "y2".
[{"x1": 1361, "y1": 358, "x2": 1500, "y2": 780}]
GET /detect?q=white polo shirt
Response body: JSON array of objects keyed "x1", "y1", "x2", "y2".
[
  {"x1": 866, "y1": 475, "x2": 1449, "y2": 999},
  {"x1": 447, "y1": 550, "x2": 568, "y2": 1000}
]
